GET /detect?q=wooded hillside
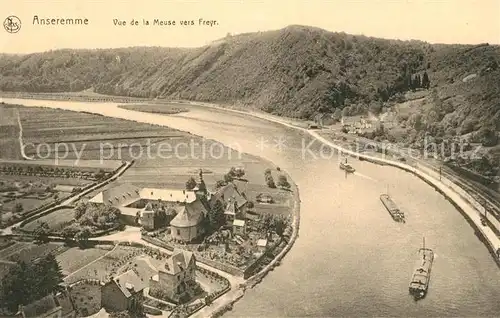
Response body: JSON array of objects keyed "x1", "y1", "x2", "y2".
[{"x1": 0, "y1": 25, "x2": 498, "y2": 132}]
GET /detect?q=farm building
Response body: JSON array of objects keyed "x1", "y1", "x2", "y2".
[
  {"x1": 88, "y1": 183, "x2": 204, "y2": 231},
  {"x1": 210, "y1": 183, "x2": 248, "y2": 220},
  {"x1": 101, "y1": 270, "x2": 146, "y2": 313},
  {"x1": 150, "y1": 249, "x2": 197, "y2": 304}
]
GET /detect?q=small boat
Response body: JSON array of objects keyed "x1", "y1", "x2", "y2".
[
  {"x1": 339, "y1": 158, "x2": 355, "y2": 173},
  {"x1": 409, "y1": 237, "x2": 434, "y2": 300}
]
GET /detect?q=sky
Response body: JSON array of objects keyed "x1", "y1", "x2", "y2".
[{"x1": 0, "y1": 0, "x2": 499, "y2": 54}]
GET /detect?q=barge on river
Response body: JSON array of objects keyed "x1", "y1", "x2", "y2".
[
  {"x1": 409, "y1": 237, "x2": 434, "y2": 300},
  {"x1": 380, "y1": 193, "x2": 405, "y2": 223}
]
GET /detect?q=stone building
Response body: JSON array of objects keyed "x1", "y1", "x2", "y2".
[
  {"x1": 101, "y1": 270, "x2": 146, "y2": 313},
  {"x1": 150, "y1": 249, "x2": 197, "y2": 304}
]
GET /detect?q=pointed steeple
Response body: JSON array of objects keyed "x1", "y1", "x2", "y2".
[{"x1": 195, "y1": 168, "x2": 207, "y2": 195}]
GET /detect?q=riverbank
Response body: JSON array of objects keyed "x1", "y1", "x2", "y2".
[{"x1": 179, "y1": 100, "x2": 500, "y2": 266}]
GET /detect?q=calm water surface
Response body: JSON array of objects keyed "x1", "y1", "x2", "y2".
[{"x1": 3, "y1": 98, "x2": 500, "y2": 317}]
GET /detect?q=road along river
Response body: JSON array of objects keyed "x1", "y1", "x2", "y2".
[{"x1": 2, "y1": 98, "x2": 500, "y2": 317}]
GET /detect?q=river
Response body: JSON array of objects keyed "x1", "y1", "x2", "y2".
[{"x1": 2, "y1": 98, "x2": 500, "y2": 317}]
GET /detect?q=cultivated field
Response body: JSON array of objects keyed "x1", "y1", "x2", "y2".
[
  {"x1": 69, "y1": 282, "x2": 102, "y2": 317},
  {"x1": 63, "y1": 245, "x2": 143, "y2": 284},
  {"x1": 57, "y1": 246, "x2": 113, "y2": 276},
  {"x1": 0, "y1": 105, "x2": 22, "y2": 160},
  {"x1": 23, "y1": 208, "x2": 75, "y2": 232},
  {"x1": 18, "y1": 106, "x2": 190, "y2": 162},
  {"x1": 0, "y1": 241, "x2": 68, "y2": 263}
]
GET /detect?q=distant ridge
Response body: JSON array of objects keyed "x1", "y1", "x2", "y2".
[{"x1": 0, "y1": 25, "x2": 498, "y2": 131}]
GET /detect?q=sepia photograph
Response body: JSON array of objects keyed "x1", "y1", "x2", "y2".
[{"x1": 0, "y1": 1, "x2": 499, "y2": 317}]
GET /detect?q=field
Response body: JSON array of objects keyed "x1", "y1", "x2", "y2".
[
  {"x1": 0, "y1": 105, "x2": 22, "y2": 160},
  {"x1": 0, "y1": 241, "x2": 68, "y2": 263},
  {"x1": 57, "y1": 246, "x2": 112, "y2": 276},
  {"x1": 69, "y1": 282, "x2": 102, "y2": 317},
  {"x1": 2, "y1": 197, "x2": 55, "y2": 213},
  {"x1": 63, "y1": 245, "x2": 143, "y2": 284},
  {"x1": 22, "y1": 208, "x2": 75, "y2": 232},
  {"x1": 18, "y1": 106, "x2": 190, "y2": 162}
]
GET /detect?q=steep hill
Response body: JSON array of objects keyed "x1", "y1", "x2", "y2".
[{"x1": 0, "y1": 25, "x2": 498, "y2": 129}]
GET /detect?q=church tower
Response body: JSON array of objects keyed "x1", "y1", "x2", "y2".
[{"x1": 194, "y1": 168, "x2": 207, "y2": 198}]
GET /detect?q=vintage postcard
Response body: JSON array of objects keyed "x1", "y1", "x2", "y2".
[{"x1": 0, "y1": 1, "x2": 499, "y2": 317}]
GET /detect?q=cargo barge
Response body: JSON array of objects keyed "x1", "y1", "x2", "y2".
[
  {"x1": 409, "y1": 237, "x2": 434, "y2": 300},
  {"x1": 380, "y1": 193, "x2": 405, "y2": 223}
]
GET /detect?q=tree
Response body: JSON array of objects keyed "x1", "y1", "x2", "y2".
[
  {"x1": 234, "y1": 167, "x2": 245, "y2": 178},
  {"x1": 266, "y1": 174, "x2": 276, "y2": 188},
  {"x1": 94, "y1": 169, "x2": 106, "y2": 180},
  {"x1": 13, "y1": 202, "x2": 23, "y2": 213},
  {"x1": 33, "y1": 221, "x2": 50, "y2": 242},
  {"x1": 74, "y1": 202, "x2": 87, "y2": 219},
  {"x1": 215, "y1": 180, "x2": 226, "y2": 189},
  {"x1": 332, "y1": 108, "x2": 342, "y2": 121},
  {"x1": 475, "y1": 126, "x2": 499, "y2": 147},
  {"x1": 75, "y1": 227, "x2": 91, "y2": 247},
  {"x1": 277, "y1": 175, "x2": 291, "y2": 190},
  {"x1": 247, "y1": 201, "x2": 254, "y2": 209},
  {"x1": 228, "y1": 167, "x2": 237, "y2": 178},
  {"x1": 185, "y1": 177, "x2": 197, "y2": 190},
  {"x1": 422, "y1": 71, "x2": 430, "y2": 89},
  {"x1": 223, "y1": 173, "x2": 233, "y2": 183},
  {"x1": 208, "y1": 200, "x2": 225, "y2": 231},
  {"x1": 0, "y1": 254, "x2": 64, "y2": 312},
  {"x1": 341, "y1": 107, "x2": 350, "y2": 117},
  {"x1": 273, "y1": 215, "x2": 288, "y2": 238},
  {"x1": 369, "y1": 101, "x2": 383, "y2": 115}
]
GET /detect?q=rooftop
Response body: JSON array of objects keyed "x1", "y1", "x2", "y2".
[
  {"x1": 211, "y1": 182, "x2": 247, "y2": 208},
  {"x1": 257, "y1": 239, "x2": 268, "y2": 247},
  {"x1": 163, "y1": 249, "x2": 195, "y2": 276},
  {"x1": 139, "y1": 188, "x2": 196, "y2": 203},
  {"x1": 20, "y1": 294, "x2": 61, "y2": 318},
  {"x1": 89, "y1": 184, "x2": 197, "y2": 207},
  {"x1": 113, "y1": 269, "x2": 147, "y2": 298},
  {"x1": 233, "y1": 219, "x2": 245, "y2": 227},
  {"x1": 170, "y1": 199, "x2": 207, "y2": 228}
]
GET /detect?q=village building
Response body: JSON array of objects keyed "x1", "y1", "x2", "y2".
[
  {"x1": 257, "y1": 239, "x2": 268, "y2": 253},
  {"x1": 233, "y1": 219, "x2": 246, "y2": 236},
  {"x1": 150, "y1": 249, "x2": 197, "y2": 304},
  {"x1": 341, "y1": 115, "x2": 374, "y2": 134},
  {"x1": 210, "y1": 182, "x2": 248, "y2": 224},
  {"x1": 169, "y1": 199, "x2": 209, "y2": 242},
  {"x1": 88, "y1": 183, "x2": 204, "y2": 231},
  {"x1": 14, "y1": 289, "x2": 76, "y2": 318},
  {"x1": 101, "y1": 270, "x2": 146, "y2": 313}
]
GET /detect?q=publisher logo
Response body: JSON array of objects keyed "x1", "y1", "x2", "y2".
[{"x1": 3, "y1": 16, "x2": 21, "y2": 33}]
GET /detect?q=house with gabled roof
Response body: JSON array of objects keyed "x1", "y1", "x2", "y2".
[
  {"x1": 150, "y1": 249, "x2": 197, "y2": 304},
  {"x1": 210, "y1": 182, "x2": 248, "y2": 223},
  {"x1": 101, "y1": 270, "x2": 146, "y2": 313},
  {"x1": 14, "y1": 289, "x2": 76, "y2": 318}
]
